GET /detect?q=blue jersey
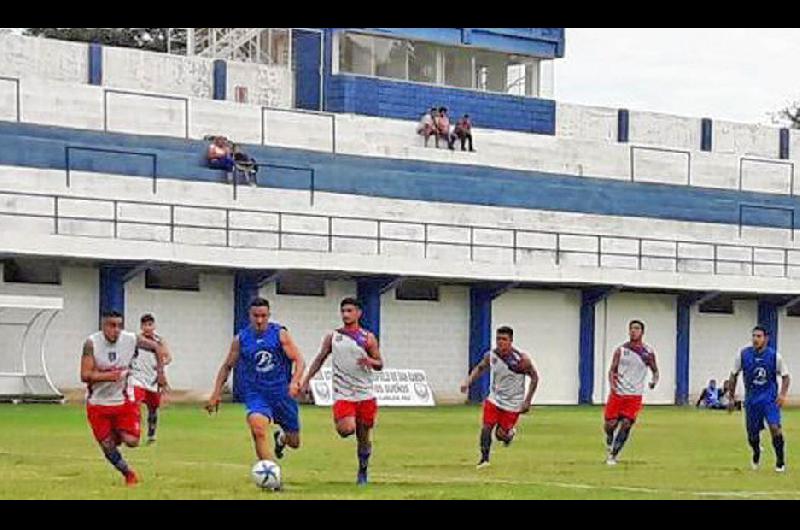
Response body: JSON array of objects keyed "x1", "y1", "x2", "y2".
[
  {"x1": 235, "y1": 323, "x2": 292, "y2": 398},
  {"x1": 738, "y1": 346, "x2": 778, "y2": 404}
]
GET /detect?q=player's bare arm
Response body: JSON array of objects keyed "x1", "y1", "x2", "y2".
[
  {"x1": 139, "y1": 334, "x2": 169, "y2": 392},
  {"x1": 777, "y1": 373, "x2": 791, "y2": 407},
  {"x1": 727, "y1": 354, "x2": 741, "y2": 412},
  {"x1": 357, "y1": 332, "x2": 383, "y2": 371},
  {"x1": 608, "y1": 347, "x2": 621, "y2": 392},
  {"x1": 521, "y1": 354, "x2": 539, "y2": 414},
  {"x1": 80, "y1": 339, "x2": 125, "y2": 383},
  {"x1": 302, "y1": 333, "x2": 333, "y2": 390},
  {"x1": 206, "y1": 336, "x2": 240, "y2": 414},
  {"x1": 280, "y1": 329, "x2": 306, "y2": 398},
  {"x1": 647, "y1": 351, "x2": 659, "y2": 389},
  {"x1": 159, "y1": 338, "x2": 173, "y2": 366},
  {"x1": 460, "y1": 353, "x2": 490, "y2": 393}
]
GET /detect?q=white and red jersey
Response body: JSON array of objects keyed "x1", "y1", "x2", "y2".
[
  {"x1": 130, "y1": 333, "x2": 162, "y2": 392},
  {"x1": 331, "y1": 327, "x2": 374, "y2": 402},
  {"x1": 86, "y1": 330, "x2": 137, "y2": 406},
  {"x1": 487, "y1": 348, "x2": 528, "y2": 413},
  {"x1": 614, "y1": 342, "x2": 655, "y2": 396}
]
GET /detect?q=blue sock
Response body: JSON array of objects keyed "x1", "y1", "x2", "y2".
[
  {"x1": 103, "y1": 447, "x2": 130, "y2": 476},
  {"x1": 358, "y1": 448, "x2": 371, "y2": 473}
]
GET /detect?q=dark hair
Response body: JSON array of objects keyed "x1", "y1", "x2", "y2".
[
  {"x1": 340, "y1": 297, "x2": 363, "y2": 310},
  {"x1": 140, "y1": 313, "x2": 155, "y2": 324},
  {"x1": 753, "y1": 325, "x2": 768, "y2": 336},
  {"x1": 439, "y1": 106, "x2": 447, "y2": 113},
  {"x1": 629, "y1": 320, "x2": 645, "y2": 332},
  {"x1": 496, "y1": 326, "x2": 514, "y2": 339},
  {"x1": 102, "y1": 310, "x2": 123, "y2": 320},
  {"x1": 250, "y1": 297, "x2": 270, "y2": 309}
]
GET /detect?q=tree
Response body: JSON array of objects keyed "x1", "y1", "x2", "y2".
[
  {"x1": 23, "y1": 28, "x2": 170, "y2": 53},
  {"x1": 778, "y1": 103, "x2": 800, "y2": 129}
]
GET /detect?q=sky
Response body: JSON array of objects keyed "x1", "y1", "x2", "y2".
[{"x1": 555, "y1": 28, "x2": 800, "y2": 125}]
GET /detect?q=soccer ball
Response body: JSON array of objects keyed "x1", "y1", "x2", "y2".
[{"x1": 251, "y1": 460, "x2": 281, "y2": 490}]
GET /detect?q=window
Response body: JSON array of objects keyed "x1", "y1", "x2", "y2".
[
  {"x1": 337, "y1": 31, "x2": 541, "y2": 97},
  {"x1": 408, "y1": 41, "x2": 437, "y2": 84},
  {"x1": 395, "y1": 280, "x2": 439, "y2": 302},
  {"x1": 339, "y1": 32, "x2": 373, "y2": 76},
  {"x1": 374, "y1": 37, "x2": 407, "y2": 80},
  {"x1": 276, "y1": 274, "x2": 325, "y2": 297},
  {"x1": 2, "y1": 259, "x2": 60, "y2": 285},
  {"x1": 145, "y1": 268, "x2": 199, "y2": 292},
  {"x1": 443, "y1": 47, "x2": 473, "y2": 89},
  {"x1": 698, "y1": 296, "x2": 734, "y2": 315}
]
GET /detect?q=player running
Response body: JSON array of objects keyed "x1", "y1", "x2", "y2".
[
  {"x1": 460, "y1": 326, "x2": 539, "y2": 469},
  {"x1": 130, "y1": 313, "x2": 172, "y2": 445},
  {"x1": 604, "y1": 319, "x2": 659, "y2": 466},
  {"x1": 726, "y1": 325, "x2": 791, "y2": 472},
  {"x1": 302, "y1": 297, "x2": 383, "y2": 485},
  {"x1": 206, "y1": 298, "x2": 305, "y2": 473},
  {"x1": 81, "y1": 310, "x2": 167, "y2": 485}
]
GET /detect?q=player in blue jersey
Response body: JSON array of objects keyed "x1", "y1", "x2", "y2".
[
  {"x1": 206, "y1": 297, "x2": 306, "y2": 468},
  {"x1": 726, "y1": 325, "x2": 791, "y2": 472}
]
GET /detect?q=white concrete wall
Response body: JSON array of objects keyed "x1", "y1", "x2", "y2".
[
  {"x1": 258, "y1": 279, "x2": 356, "y2": 364},
  {"x1": 0, "y1": 264, "x2": 98, "y2": 391},
  {"x1": 689, "y1": 300, "x2": 757, "y2": 400},
  {"x1": 492, "y1": 288, "x2": 581, "y2": 404},
  {"x1": 593, "y1": 292, "x2": 677, "y2": 404},
  {"x1": 381, "y1": 285, "x2": 469, "y2": 402},
  {"x1": 0, "y1": 33, "x2": 87, "y2": 84},
  {"x1": 104, "y1": 46, "x2": 213, "y2": 100},
  {"x1": 227, "y1": 61, "x2": 292, "y2": 108},
  {"x1": 125, "y1": 270, "x2": 233, "y2": 393},
  {"x1": 777, "y1": 309, "x2": 800, "y2": 399}
]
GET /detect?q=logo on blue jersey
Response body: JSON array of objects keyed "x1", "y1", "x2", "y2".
[
  {"x1": 255, "y1": 350, "x2": 275, "y2": 373},
  {"x1": 753, "y1": 367, "x2": 768, "y2": 386}
]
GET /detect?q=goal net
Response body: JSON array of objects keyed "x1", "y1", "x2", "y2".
[{"x1": 0, "y1": 294, "x2": 64, "y2": 403}]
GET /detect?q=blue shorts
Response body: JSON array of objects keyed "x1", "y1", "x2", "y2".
[
  {"x1": 745, "y1": 400, "x2": 781, "y2": 436},
  {"x1": 244, "y1": 393, "x2": 300, "y2": 433}
]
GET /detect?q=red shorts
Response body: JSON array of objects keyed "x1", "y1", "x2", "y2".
[
  {"x1": 333, "y1": 398, "x2": 378, "y2": 427},
  {"x1": 482, "y1": 400, "x2": 520, "y2": 432},
  {"x1": 134, "y1": 386, "x2": 161, "y2": 409},
  {"x1": 86, "y1": 402, "x2": 141, "y2": 442},
  {"x1": 604, "y1": 392, "x2": 643, "y2": 422}
]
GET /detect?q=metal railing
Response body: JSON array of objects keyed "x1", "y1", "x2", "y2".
[
  {"x1": 738, "y1": 156, "x2": 795, "y2": 194},
  {"x1": 0, "y1": 76, "x2": 21, "y2": 122},
  {"x1": 103, "y1": 88, "x2": 190, "y2": 139},
  {"x1": 0, "y1": 188, "x2": 797, "y2": 279},
  {"x1": 630, "y1": 145, "x2": 692, "y2": 185},
  {"x1": 65, "y1": 146, "x2": 158, "y2": 193}
]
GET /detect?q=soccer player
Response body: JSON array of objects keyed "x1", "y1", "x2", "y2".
[
  {"x1": 130, "y1": 313, "x2": 172, "y2": 444},
  {"x1": 301, "y1": 297, "x2": 383, "y2": 485},
  {"x1": 81, "y1": 311, "x2": 167, "y2": 485},
  {"x1": 726, "y1": 325, "x2": 791, "y2": 472},
  {"x1": 459, "y1": 326, "x2": 539, "y2": 468},
  {"x1": 604, "y1": 319, "x2": 659, "y2": 466},
  {"x1": 206, "y1": 298, "x2": 305, "y2": 472}
]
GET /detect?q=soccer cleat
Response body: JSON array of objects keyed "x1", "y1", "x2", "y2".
[
  {"x1": 357, "y1": 469, "x2": 368, "y2": 486},
  {"x1": 606, "y1": 455, "x2": 618, "y2": 466},
  {"x1": 124, "y1": 470, "x2": 139, "y2": 486},
  {"x1": 476, "y1": 458, "x2": 491, "y2": 469},
  {"x1": 146, "y1": 436, "x2": 157, "y2": 445},
  {"x1": 751, "y1": 461, "x2": 760, "y2": 471},
  {"x1": 776, "y1": 465, "x2": 786, "y2": 473},
  {"x1": 273, "y1": 430, "x2": 286, "y2": 460}
]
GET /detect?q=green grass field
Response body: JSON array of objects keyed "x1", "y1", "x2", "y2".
[{"x1": 1, "y1": 403, "x2": 798, "y2": 499}]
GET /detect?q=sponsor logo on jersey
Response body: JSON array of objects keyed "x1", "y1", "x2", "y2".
[{"x1": 255, "y1": 350, "x2": 274, "y2": 373}]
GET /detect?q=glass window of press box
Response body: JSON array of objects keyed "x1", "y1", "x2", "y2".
[{"x1": 337, "y1": 32, "x2": 543, "y2": 97}]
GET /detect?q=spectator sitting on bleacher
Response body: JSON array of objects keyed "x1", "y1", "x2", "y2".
[
  {"x1": 454, "y1": 114, "x2": 475, "y2": 152},
  {"x1": 207, "y1": 136, "x2": 235, "y2": 182},
  {"x1": 417, "y1": 108, "x2": 437, "y2": 147},
  {"x1": 232, "y1": 144, "x2": 259, "y2": 187},
  {"x1": 434, "y1": 107, "x2": 455, "y2": 150},
  {"x1": 695, "y1": 379, "x2": 725, "y2": 410}
]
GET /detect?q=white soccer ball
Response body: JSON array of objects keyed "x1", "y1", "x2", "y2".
[{"x1": 251, "y1": 460, "x2": 281, "y2": 490}]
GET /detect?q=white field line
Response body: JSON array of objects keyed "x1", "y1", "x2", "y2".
[{"x1": 1, "y1": 450, "x2": 799, "y2": 498}]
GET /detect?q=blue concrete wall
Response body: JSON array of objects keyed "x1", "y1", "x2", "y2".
[
  {"x1": 3, "y1": 121, "x2": 800, "y2": 231},
  {"x1": 326, "y1": 74, "x2": 556, "y2": 135}
]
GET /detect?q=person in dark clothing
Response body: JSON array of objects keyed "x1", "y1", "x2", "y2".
[{"x1": 454, "y1": 114, "x2": 475, "y2": 152}]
